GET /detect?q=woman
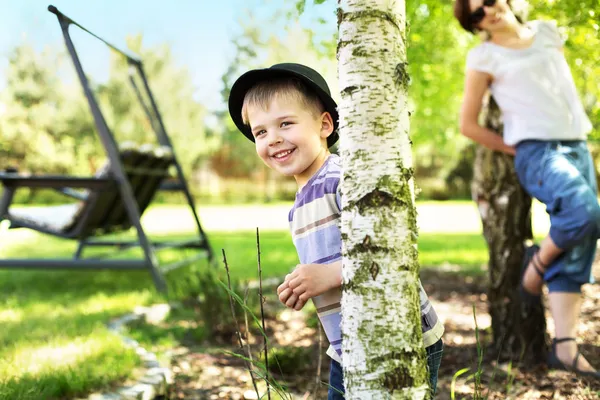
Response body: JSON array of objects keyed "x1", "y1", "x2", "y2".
[{"x1": 454, "y1": 0, "x2": 599, "y2": 379}]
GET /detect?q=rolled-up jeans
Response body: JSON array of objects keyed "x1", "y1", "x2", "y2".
[{"x1": 514, "y1": 139, "x2": 599, "y2": 293}]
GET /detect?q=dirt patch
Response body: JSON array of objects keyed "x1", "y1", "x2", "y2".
[{"x1": 163, "y1": 267, "x2": 600, "y2": 400}]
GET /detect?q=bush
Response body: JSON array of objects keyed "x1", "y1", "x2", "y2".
[
  {"x1": 263, "y1": 346, "x2": 314, "y2": 376},
  {"x1": 166, "y1": 263, "x2": 246, "y2": 344}
]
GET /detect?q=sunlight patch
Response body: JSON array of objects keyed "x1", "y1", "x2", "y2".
[
  {"x1": 76, "y1": 292, "x2": 152, "y2": 315},
  {"x1": 0, "y1": 308, "x2": 23, "y2": 323},
  {"x1": 5, "y1": 335, "x2": 120, "y2": 378}
]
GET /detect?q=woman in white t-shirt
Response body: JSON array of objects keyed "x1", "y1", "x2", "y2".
[{"x1": 454, "y1": 0, "x2": 599, "y2": 380}]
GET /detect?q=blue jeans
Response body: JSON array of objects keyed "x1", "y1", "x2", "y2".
[
  {"x1": 514, "y1": 140, "x2": 599, "y2": 292},
  {"x1": 328, "y1": 339, "x2": 444, "y2": 399}
]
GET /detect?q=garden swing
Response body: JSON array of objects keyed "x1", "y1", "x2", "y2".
[{"x1": 0, "y1": 5, "x2": 214, "y2": 292}]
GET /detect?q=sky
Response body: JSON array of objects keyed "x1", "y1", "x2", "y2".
[{"x1": 0, "y1": 0, "x2": 335, "y2": 113}]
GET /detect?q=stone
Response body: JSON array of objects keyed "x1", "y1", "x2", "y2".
[
  {"x1": 141, "y1": 352, "x2": 157, "y2": 362},
  {"x1": 135, "y1": 347, "x2": 148, "y2": 357},
  {"x1": 118, "y1": 383, "x2": 155, "y2": 400},
  {"x1": 146, "y1": 366, "x2": 174, "y2": 384},
  {"x1": 139, "y1": 373, "x2": 166, "y2": 395},
  {"x1": 121, "y1": 337, "x2": 140, "y2": 348},
  {"x1": 243, "y1": 389, "x2": 259, "y2": 399},
  {"x1": 120, "y1": 313, "x2": 143, "y2": 325},
  {"x1": 144, "y1": 360, "x2": 161, "y2": 368},
  {"x1": 144, "y1": 304, "x2": 170, "y2": 324},
  {"x1": 87, "y1": 307, "x2": 175, "y2": 400},
  {"x1": 179, "y1": 360, "x2": 191, "y2": 371},
  {"x1": 84, "y1": 394, "x2": 121, "y2": 400}
]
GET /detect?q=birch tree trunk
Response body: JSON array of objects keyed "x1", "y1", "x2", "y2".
[
  {"x1": 472, "y1": 95, "x2": 548, "y2": 364},
  {"x1": 338, "y1": 0, "x2": 428, "y2": 398}
]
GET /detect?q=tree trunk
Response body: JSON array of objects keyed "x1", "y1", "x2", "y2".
[
  {"x1": 338, "y1": 0, "x2": 428, "y2": 398},
  {"x1": 471, "y1": 94, "x2": 548, "y2": 364}
]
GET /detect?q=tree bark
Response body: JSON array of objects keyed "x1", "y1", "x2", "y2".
[
  {"x1": 338, "y1": 0, "x2": 428, "y2": 398},
  {"x1": 471, "y1": 94, "x2": 548, "y2": 364}
]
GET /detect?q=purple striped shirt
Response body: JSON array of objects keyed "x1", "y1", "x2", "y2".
[{"x1": 288, "y1": 154, "x2": 443, "y2": 362}]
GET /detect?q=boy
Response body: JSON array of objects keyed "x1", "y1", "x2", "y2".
[{"x1": 228, "y1": 63, "x2": 444, "y2": 399}]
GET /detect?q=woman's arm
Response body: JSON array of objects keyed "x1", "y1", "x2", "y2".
[{"x1": 459, "y1": 69, "x2": 516, "y2": 156}]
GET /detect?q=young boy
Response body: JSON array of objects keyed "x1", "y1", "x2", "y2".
[{"x1": 228, "y1": 63, "x2": 444, "y2": 399}]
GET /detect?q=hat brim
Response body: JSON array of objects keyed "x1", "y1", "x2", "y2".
[{"x1": 228, "y1": 68, "x2": 339, "y2": 148}]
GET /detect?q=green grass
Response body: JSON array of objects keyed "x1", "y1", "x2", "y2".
[
  {"x1": 212, "y1": 231, "x2": 491, "y2": 277},
  {"x1": 0, "y1": 201, "x2": 517, "y2": 399},
  {"x1": 418, "y1": 233, "x2": 488, "y2": 273},
  {"x1": 0, "y1": 228, "x2": 303, "y2": 400},
  {"x1": 0, "y1": 239, "x2": 157, "y2": 399}
]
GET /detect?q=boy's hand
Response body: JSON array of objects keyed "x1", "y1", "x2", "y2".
[
  {"x1": 277, "y1": 278, "x2": 307, "y2": 310},
  {"x1": 287, "y1": 261, "x2": 342, "y2": 302}
]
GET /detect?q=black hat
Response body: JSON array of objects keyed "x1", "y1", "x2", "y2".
[{"x1": 228, "y1": 63, "x2": 339, "y2": 147}]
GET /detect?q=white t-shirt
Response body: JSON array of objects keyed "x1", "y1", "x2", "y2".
[{"x1": 466, "y1": 20, "x2": 592, "y2": 146}]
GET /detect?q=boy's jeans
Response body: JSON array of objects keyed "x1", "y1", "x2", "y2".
[{"x1": 328, "y1": 338, "x2": 444, "y2": 399}]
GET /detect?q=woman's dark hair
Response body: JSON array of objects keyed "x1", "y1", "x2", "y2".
[{"x1": 454, "y1": 0, "x2": 522, "y2": 34}]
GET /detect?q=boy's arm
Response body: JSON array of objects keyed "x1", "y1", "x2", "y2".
[{"x1": 277, "y1": 261, "x2": 342, "y2": 309}]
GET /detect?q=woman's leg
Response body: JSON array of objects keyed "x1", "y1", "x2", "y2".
[
  {"x1": 548, "y1": 292, "x2": 596, "y2": 372},
  {"x1": 516, "y1": 141, "x2": 599, "y2": 374},
  {"x1": 521, "y1": 235, "x2": 562, "y2": 295}
]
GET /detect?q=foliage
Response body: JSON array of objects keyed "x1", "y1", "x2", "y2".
[
  {"x1": 262, "y1": 345, "x2": 314, "y2": 375},
  {"x1": 0, "y1": 44, "x2": 87, "y2": 174},
  {"x1": 98, "y1": 34, "x2": 217, "y2": 178},
  {"x1": 175, "y1": 264, "x2": 247, "y2": 343},
  {"x1": 1, "y1": 32, "x2": 214, "y2": 192},
  {"x1": 288, "y1": 0, "x2": 600, "y2": 199},
  {"x1": 529, "y1": 0, "x2": 600, "y2": 137},
  {"x1": 2, "y1": 1, "x2": 598, "y2": 202}
]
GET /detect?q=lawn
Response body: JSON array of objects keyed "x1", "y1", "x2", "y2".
[{"x1": 0, "y1": 201, "x2": 547, "y2": 399}]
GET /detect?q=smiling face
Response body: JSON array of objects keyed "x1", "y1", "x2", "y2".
[
  {"x1": 469, "y1": 0, "x2": 515, "y2": 33},
  {"x1": 246, "y1": 94, "x2": 333, "y2": 187}
]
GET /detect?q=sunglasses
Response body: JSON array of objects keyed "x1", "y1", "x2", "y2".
[{"x1": 470, "y1": 0, "x2": 496, "y2": 26}]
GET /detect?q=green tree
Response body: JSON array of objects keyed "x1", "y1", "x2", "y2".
[
  {"x1": 0, "y1": 44, "x2": 73, "y2": 173},
  {"x1": 1, "y1": 34, "x2": 215, "y2": 196},
  {"x1": 97, "y1": 34, "x2": 215, "y2": 179},
  {"x1": 529, "y1": 0, "x2": 600, "y2": 134}
]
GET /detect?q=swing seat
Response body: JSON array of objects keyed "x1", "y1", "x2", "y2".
[
  {"x1": 2, "y1": 144, "x2": 171, "y2": 239},
  {"x1": 0, "y1": 144, "x2": 211, "y2": 292}
]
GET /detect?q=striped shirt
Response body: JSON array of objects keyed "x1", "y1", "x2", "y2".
[{"x1": 289, "y1": 154, "x2": 444, "y2": 363}]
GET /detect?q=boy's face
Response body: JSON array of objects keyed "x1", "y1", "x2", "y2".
[{"x1": 247, "y1": 95, "x2": 333, "y2": 187}]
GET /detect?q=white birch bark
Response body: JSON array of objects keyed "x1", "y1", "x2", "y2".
[{"x1": 338, "y1": 0, "x2": 428, "y2": 398}]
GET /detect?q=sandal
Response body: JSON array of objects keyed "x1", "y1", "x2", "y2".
[
  {"x1": 518, "y1": 244, "x2": 544, "y2": 305},
  {"x1": 547, "y1": 338, "x2": 600, "y2": 380}
]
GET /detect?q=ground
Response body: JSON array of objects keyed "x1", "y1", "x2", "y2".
[
  {"x1": 2, "y1": 202, "x2": 591, "y2": 399},
  {"x1": 159, "y1": 266, "x2": 600, "y2": 400}
]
